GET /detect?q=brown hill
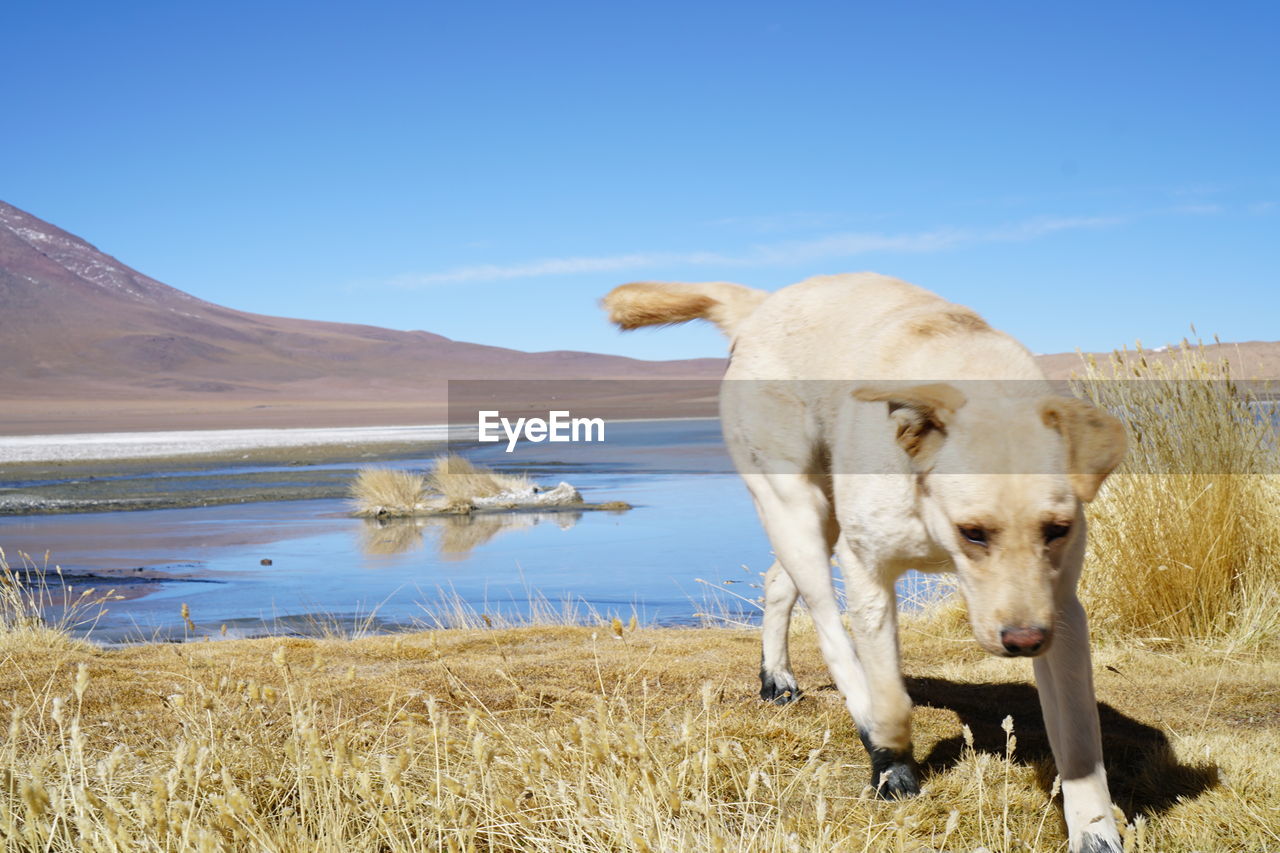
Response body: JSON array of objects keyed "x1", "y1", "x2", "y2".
[
  {"x1": 0, "y1": 201, "x2": 725, "y2": 433},
  {"x1": 2, "y1": 200, "x2": 1274, "y2": 434}
]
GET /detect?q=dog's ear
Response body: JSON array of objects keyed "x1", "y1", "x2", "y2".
[
  {"x1": 854, "y1": 383, "x2": 967, "y2": 464},
  {"x1": 1039, "y1": 397, "x2": 1127, "y2": 502}
]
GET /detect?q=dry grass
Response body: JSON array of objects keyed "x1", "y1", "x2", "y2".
[
  {"x1": 425, "y1": 454, "x2": 530, "y2": 503},
  {"x1": 0, "y1": 609, "x2": 1275, "y2": 852},
  {"x1": 350, "y1": 455, "x2": 533, "y2": 517},
  {"x1": 349, "y1": 467, "x2": 429, "y2": 516},
  {"x1": 1073, "y1": 341, "x2": 1280, "y2": 646},
  {"x1": 1, "y1": 557, "x2": 1275, "y2": 852}
]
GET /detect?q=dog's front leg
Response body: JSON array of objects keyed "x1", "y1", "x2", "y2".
[
  {"x1": 1033, "y1": 594, "x2": 1122, "y2": 853},
  {"x1": 747, "y1": 475, "x2": 916, "y2": 798},
  {"x1": 835, "y1": 539, "x2": 920, "y2": 798}
]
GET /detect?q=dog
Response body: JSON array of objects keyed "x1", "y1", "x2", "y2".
[{"x1": 603, "y1": 272, "x2": 1126, "y2": 853}]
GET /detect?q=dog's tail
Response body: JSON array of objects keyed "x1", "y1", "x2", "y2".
[{"x1": 602, "y1": 281, "x2": 768, "y2": 339}]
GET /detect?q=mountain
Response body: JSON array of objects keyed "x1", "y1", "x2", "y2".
[
  {"x1": 1, "y1": 200, "x2": 1274, "y2": 434},
  {"x1": 0, "y1": 201, "x2": 725, "y2": 433}
]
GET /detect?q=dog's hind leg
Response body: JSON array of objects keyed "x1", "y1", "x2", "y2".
[
  {"x1": 759, "y1": 560, "x2": 801, "y2": 704},
  {"x1": 760, "y1": 480, "x2": 840, "y2": 705},
  {"x1": 744, "y1": 472, "x2": 920, "y2": 799}
]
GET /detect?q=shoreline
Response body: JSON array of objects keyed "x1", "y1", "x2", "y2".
[
  {"x1": 0, "y1": 424, "x2": 456, "y2": 464},
  {"x1": 0, "y1": 416, "x2": 721, "y2": 465}
]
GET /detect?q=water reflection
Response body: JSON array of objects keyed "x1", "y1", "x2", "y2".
[{"x1": 358, "y1": 510, "x2": 585, "y2": 559}]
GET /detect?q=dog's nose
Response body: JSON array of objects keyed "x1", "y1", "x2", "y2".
[{"x1": 1000, "y1": 626, "x2": 1047, "y2": 656}]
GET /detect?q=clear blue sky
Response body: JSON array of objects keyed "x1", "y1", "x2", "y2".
[{"x1": 4, "y1": 1, "x2": 1277, "y2": 360}]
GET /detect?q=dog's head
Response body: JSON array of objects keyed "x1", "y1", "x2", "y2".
[{"x1": 854, "y1": 383, "x2": 1126, "y2": 657}]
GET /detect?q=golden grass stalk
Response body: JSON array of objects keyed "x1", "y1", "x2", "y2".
[{"x1": 1072, "y1": 340, "x2": 1280, "y2": 646}]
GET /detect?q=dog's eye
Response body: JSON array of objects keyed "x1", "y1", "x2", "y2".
[
  {"x1": 1044, "y1": 523, "x2": 1071, "y2": 542},
  {"x1": 958, "y1": 526, "x2": 988, "y2": 547}
]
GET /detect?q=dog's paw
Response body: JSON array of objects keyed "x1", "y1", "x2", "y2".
[
  {"x1": 859, "y1": 729, "x2": 921, "y2": 799},
  {"x1": 872, "y1": 757, "x2": 921, "y2": 799},
  {"x1": 1076, "y1": 833, "x2": 1122, "y2": 853},
  {"x1": 758, "y1": 668, "x2": 801, "y2": 705}
]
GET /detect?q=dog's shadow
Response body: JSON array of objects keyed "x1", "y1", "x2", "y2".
[{"x1": 902, "y1": 676, "x2": 1218, "y2": 816}]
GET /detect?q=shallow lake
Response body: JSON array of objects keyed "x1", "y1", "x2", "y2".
[{"x1": 0, "y1": 420, "x2": 937, "y2": 643}]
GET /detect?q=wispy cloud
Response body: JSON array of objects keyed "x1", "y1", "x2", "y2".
[{"x1": 390, "y1": 213, "x2": 1128, "y2": 288}]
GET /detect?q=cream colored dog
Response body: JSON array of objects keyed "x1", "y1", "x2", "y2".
[{"x1": 604, "y1": 273, "x2": 1127, "y2": 853}]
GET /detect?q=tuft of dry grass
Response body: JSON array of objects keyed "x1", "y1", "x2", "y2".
[
  {"x1": 349, "y1": 467, "x2": 429, "y2": 516},
  {"x1": 351, "y1": 455, "x2": 533, "y2": 517},
  {"x1": 1072, "y1": 340, "x2": 1280, "y2": 646},
  {"x1": 0, "y1": 548, "x2": 116, "y2": 655}
]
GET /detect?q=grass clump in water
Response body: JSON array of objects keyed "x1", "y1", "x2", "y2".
[{"x1": 350, "y1": 454, "x2": 533, "y2": 517}]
